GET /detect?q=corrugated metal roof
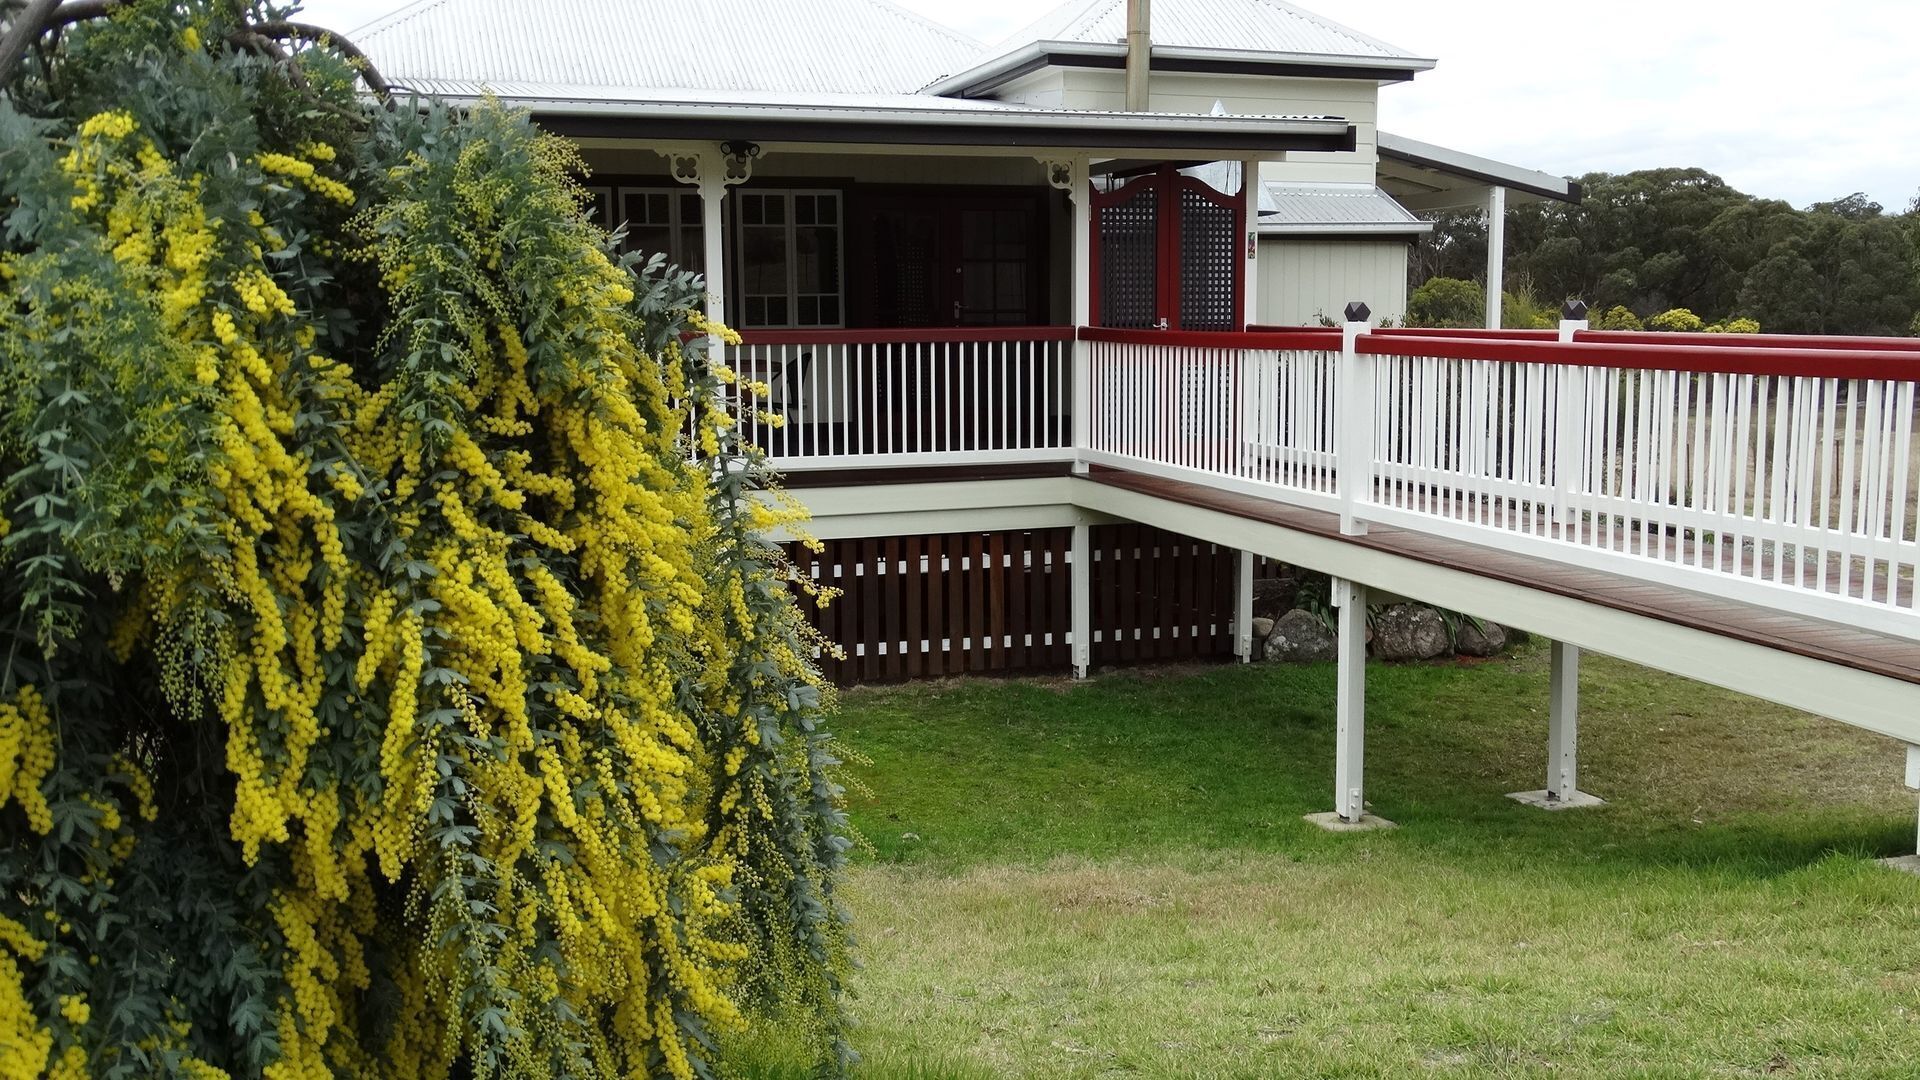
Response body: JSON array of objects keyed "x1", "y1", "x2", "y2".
[
  {"x1": 1258, "y1": 182, "x2": 1430, "y2": 235},
  {"x1": 355, "y1": 0, "x2": 990, "y2": 97},
  {"x1": 995, "y1": 0, "x2": 1422, "y2": 60}
]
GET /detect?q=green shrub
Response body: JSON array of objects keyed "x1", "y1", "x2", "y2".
[{"x1": 1649, "y1": 308, "x2": 1707, "y2": 332}]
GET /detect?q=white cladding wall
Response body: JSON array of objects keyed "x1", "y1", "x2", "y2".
[
  {"x1": 1257, "y1": 238, "x2": 1409, "y2": 326},
  {"x1": 1025, "y1": 70, "x2": 1380, "y2": 185}
]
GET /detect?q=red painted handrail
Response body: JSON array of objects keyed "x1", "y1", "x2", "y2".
[
  {"x1": 736, "y1": 326, "x2": 1078, "y2": 346},
  {"x1": 1373, "y1": 327, "x2": 1559, "y2": 340},
  {"x1": 1078, "y1": 326, "x2": 1340, "y2": 351},
  {"x1": 1244, "y1": 324, "x2": 1343, "y2": 334},
  {"x1": 1359, "y1": 334, "x2": 1920, "y2": 380},
  {"x1": 1576, "y1": 329, "x2": 1920, "y2": 352}
]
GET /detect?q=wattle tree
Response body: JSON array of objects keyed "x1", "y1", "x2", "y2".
[{"x1": 0, "y1": 2, "x2": 851, "y2": 1077}]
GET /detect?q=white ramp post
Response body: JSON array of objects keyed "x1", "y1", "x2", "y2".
[
  {"x1": 1335, "y1": 302, "x2": 1375, "y2": 537},
  {"x1": 1307, "y1": 577, "x2": 1393, "y2": 831},
  {"x1": 1071, "y1": 523, "x2": 1092, "y2": 679},
  {"x1": 1509, "y1": 641, "x2": 1605, "y2": 809},
  {"x1": 1552, "y1": 301, "x2": 1589, "y2": 534},
  {"x1": 1878, "y1": 747, "x2": 1920, "y2": 873},
  {"x1": 1234, "y1": 549, "x2": 1256, "y2": 663}
]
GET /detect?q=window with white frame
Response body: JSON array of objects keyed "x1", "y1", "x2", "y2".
[
  {"x1": 735, "y1": 190, "x2": 842, "y2": 328},
  {"x1": 583, "y1": 185, "x2": 704, "y2": 275}
]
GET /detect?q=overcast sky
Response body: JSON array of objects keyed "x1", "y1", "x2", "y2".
[{"x1": 300, "y1": 0, "x2": 1917, "y2": 210}]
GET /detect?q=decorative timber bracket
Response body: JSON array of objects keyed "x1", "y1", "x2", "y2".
[{"x1": 1038, "y1": 157, "x2": 1089, "y2": 206}]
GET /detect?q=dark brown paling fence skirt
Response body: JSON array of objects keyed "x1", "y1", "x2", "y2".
[{"x1": 786, "y1": 526, "x2": 1286, "y2": 686}]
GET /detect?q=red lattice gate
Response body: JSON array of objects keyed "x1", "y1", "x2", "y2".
[{"x1": 1090, "y1": 165, "x2": 1244, "y2": 331}]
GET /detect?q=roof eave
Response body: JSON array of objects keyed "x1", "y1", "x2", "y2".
[
  {"x1": 432, "y1": 93, "x2": 1359, "y2": 155},
  {"x1": 922, "y1": 40, "x2": 1436, "y2": 99},
  {"x1": 1376, "y1": 131, "x2": 1580, "y2": 204}
]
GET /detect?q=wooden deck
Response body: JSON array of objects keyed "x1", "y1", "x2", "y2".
[{"x1": 1087, "y1": 468, "x2": 1920, "y2": 687}]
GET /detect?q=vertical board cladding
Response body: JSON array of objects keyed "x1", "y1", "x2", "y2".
[
  {"x1": 786, "y1": 528, "x2": 1289, "y2": 686},
  {"x1": 1257, "y1": 237, "x2": 1412, "y2": 328}
]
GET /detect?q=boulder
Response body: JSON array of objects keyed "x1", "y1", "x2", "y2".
[
  {"x1": 1250, "y1": 616, "x2": 1276, "y2": 641},
  {"x1": 1372, "y1": 604, "x2": 1449, "y2": 662},
  {"x1": 1454, "y1": 618, "x2": 1508, "y2": 657},
  {"x1": 1264, "y1": 609, "x2": 1338, "y2": 663}
]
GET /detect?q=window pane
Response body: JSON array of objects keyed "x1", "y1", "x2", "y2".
[
  {"x1": 680, "y1": 193, "x2": 702, "y2": 224},
  {"x1": 742, "y1": 228, "x2": 787, "y2": 293},
  {"x1": 676, "y1": 224, "x2": 704, "y2": 275},
  {"x1": 794, "y1": 226, "x2": 837, "y2": 293},
  {"x1": 742, "y1": 195, "x2": 765, "y2": 226},
  {"x1": 996, "y1": 264, "x2": 1027, "y2": 310},
  {"x1": 963, "y1": 263, "x2": 992, "y2": 309},
  {"x1": 819, "y1": 295, "x2": 840, "y2": 324},
  {"x1": 996, "y1": 210, "x2": 1028, "y2": 257},
  {"x1": 798, "y1": 295, "x2": 819, "y2": 325},
  {"x1": 795, "y1": 196, "x2": 815, "y2": 226},
  {"x1": 766, "y1": 296, "x2": 788, "y2": 325},
  {"x1": 629, "y1": 225, "x2": 672, "y2": 261},
  {"x1": 764, "y1": 195, "x2": 786, "y2": 225},
  {"x1": 817, "y1": 196, "x2": 838, "y2": 226}
]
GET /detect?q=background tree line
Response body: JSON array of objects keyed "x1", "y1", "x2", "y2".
[{"x1": 1407, "y1": 167, "x2": 1920, "y2": 335}]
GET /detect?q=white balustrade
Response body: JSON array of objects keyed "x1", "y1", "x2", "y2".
[
  {"x1": 1081, "y1": 328, "x2": 1345, "y2": 511},
  {"x1": 1083, "y1": 327, "x2": 1920, "y2": 638},
  {"x1": 715, "y1": 320, "x2": 1919, "y2": 638},
  {"x1": 724, "y1": 329, "x2": 1076, "y2": 470}
]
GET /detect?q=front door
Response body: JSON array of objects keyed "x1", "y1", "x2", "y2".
[{"x1": 859, "y1": 194, "x2": 1044, "y2": 327}]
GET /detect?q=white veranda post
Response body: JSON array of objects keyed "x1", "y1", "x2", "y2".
[
  {"x1": 1235, "y1": 549, "x2": 1256, "y2": 663},
  {"x1": 1071, "y1": 523, "x2": 1092, "y2": 679},
  {"x1": 663, "y1": 144, "x2": 756, "y2": 352},
  {"x1": 1484, "y1": 184, "x2": 1507, "y2": 329},
  {"x1": 1047, "y1": 155, "x2": 1092, "y2": 475}
]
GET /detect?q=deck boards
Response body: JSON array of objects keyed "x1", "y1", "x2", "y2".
[{"x1": 1086, "y1": 468, "x2": 1920, "y2": 687}]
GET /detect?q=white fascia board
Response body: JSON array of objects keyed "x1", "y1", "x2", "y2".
[
  {"x1": 436, "y1": 93, "x2": 1343, "y2": 133},
  {"x1": 922, "y1": 40, "x2": 1437, "y2": 99}
]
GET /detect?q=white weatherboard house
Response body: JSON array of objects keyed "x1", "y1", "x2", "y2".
[
  {"x1": 357, "y1": 0, "x2": 1576, "y2": 335},
  {"x1": 356, "y1": 0, "x2": 1920, "y2": 838}
]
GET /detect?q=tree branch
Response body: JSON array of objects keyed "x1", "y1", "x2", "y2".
[
  {"x1": 247, "y1": 19, "x2": 392, "y2": 103},
  {"x1": 1, "y1": 3, "x2": 393, "y2": 106},
  {"x1": 0, "y1": 0, "x2": 61, "y2": 90}
]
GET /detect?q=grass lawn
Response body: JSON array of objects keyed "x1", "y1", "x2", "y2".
[{"x1": 740, "y1": 646, "x2": 1920, "y2": 1078}]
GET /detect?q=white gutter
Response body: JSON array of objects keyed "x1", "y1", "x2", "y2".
[{"x1": 922, "y1": 40, "x2": 1437, "y2": 99}]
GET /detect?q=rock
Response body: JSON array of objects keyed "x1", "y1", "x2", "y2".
[
  {"x1": 1454, "y1": 618, "x2": 1508, "y2": 657},
  {"x1": 1252, "y1": 577, "x2": 1295, "y2": 620},
  {"x1": 1264, "y1": 609, "x2": 1338, "y2": 663},
  {"x1": 1372, "y1": 604, "x2": 1448, "y2": 661},
  {"x1": 1250, "y1": 616, "x2": 1276, "y2": 641}
]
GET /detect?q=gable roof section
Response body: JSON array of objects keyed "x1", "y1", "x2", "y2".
[
  {"x1": 925, "y1": 0, "x2": 1435, "y2": 97},
  {"x1": 355, "y1": 0, "x2": 989, "y2": 97},
  {"x1": 1001, "y1": 0, "x2": 1421, "y2": 60}
]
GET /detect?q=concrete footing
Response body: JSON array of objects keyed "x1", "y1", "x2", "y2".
[
  {"x1": 1304, "y1": 811, "x2": 1397, "y2": 832},
  {"x1": 1875, "y1": 855, "x2": 1920, "y2": 876},
  {"x1": 1506, "y1": 789, "x2": 1607, "y2": 811}
]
